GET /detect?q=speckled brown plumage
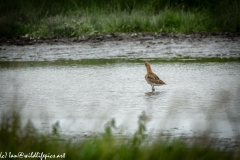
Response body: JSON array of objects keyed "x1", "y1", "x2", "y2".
[{"x1": 145, "y1": 62, "x2": 165, "y2": 91}]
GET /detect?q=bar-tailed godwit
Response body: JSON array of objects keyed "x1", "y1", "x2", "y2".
[{"x1": 145, "y1": 62, "x2": 166, "y2": 91}]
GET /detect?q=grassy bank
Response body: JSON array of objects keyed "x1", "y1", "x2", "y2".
[
  {"x1": 1, "y1": 110, "x2": 239, "y2": 160},
  {"x1": 0, "y1": 0, "x2": 239, "y2": 37}
]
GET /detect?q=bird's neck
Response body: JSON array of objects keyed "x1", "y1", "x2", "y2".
[{"x1": 146, "y1": 65, "x2": 153, "y2": 73}]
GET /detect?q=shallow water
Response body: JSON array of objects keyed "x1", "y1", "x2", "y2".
[
  {"x1": 1, "y1": 34, "x2": 240, "y2": 138},
  {"x1": 0, "y1": 61, "x2": 240, "y2": 138}
]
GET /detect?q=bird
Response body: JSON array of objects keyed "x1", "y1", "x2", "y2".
[{"x1": 144, "y1": 61, "x2": 166, "y2": 92}]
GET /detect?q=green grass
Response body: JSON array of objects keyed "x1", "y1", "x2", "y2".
[
  {"x1": 25, "y1": 9, "x2": 219, "y2": 37},
  {"x1": 1, "y1": 109, "x2": 239, "y2": 160},
  {"x1": 0, "y1": 0, "x2": 239, "y2": 37}
]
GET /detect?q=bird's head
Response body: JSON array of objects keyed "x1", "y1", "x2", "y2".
[{"x1": 145, "y1": 61, "x2": 150, "y2": 67}]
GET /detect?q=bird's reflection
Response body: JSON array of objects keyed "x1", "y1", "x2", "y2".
[{"x1": 145, "y1": 91, "x2": 165, "y2": 96}]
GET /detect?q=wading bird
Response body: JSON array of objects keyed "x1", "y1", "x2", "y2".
[{"x1": 145, "y1": 62, "x2": 166, "y2": 92}]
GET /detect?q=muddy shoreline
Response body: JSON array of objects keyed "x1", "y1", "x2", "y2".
[
  {"x1": 0, "y1": 32, "x2": 240, "y2": 62},
  {"x1": 1, "y1": 32, "x2": 240, "y2": 46}
]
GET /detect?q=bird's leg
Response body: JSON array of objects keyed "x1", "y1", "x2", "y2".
[{"x1": 152, "y1": 85, "x2": 155, "y2": 92}]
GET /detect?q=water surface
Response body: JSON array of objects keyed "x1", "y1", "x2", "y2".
[{"x1": 1, "y1": 61, "x2": 239, "y2": 138}]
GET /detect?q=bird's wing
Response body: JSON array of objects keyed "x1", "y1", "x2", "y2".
[{"x1": 147, "y1": 73, "x2": 166, "y2": 84}]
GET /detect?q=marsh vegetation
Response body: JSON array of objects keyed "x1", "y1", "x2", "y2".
[
  {"x1": 1, "y1": 110, "x2": 239, "y2": 160},
  {"x1": 0, "y1": 0, "x2": 239, "y2": 37}
]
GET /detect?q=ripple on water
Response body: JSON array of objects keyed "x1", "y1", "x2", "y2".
[{"x1": 0, "y1": 62, "x2": 240, "y2": 138}]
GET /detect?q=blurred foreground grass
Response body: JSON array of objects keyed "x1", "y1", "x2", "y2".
[{"x1": 1, "y1": 110, "x2": 239, "y2": 160}]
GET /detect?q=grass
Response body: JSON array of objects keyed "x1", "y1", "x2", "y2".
[
  {"x1": 1, "y1": 109, "x2": 239, "y2": 160},
  {"x1": 28, "y1": 9, "x2": 209, "y2": 37},
  {"x1": 25, "y1": 9, "x2": 225, "y2": 37},
  {"x1": 0, "y1": 0, "x2": 239, "y2": 37}
]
